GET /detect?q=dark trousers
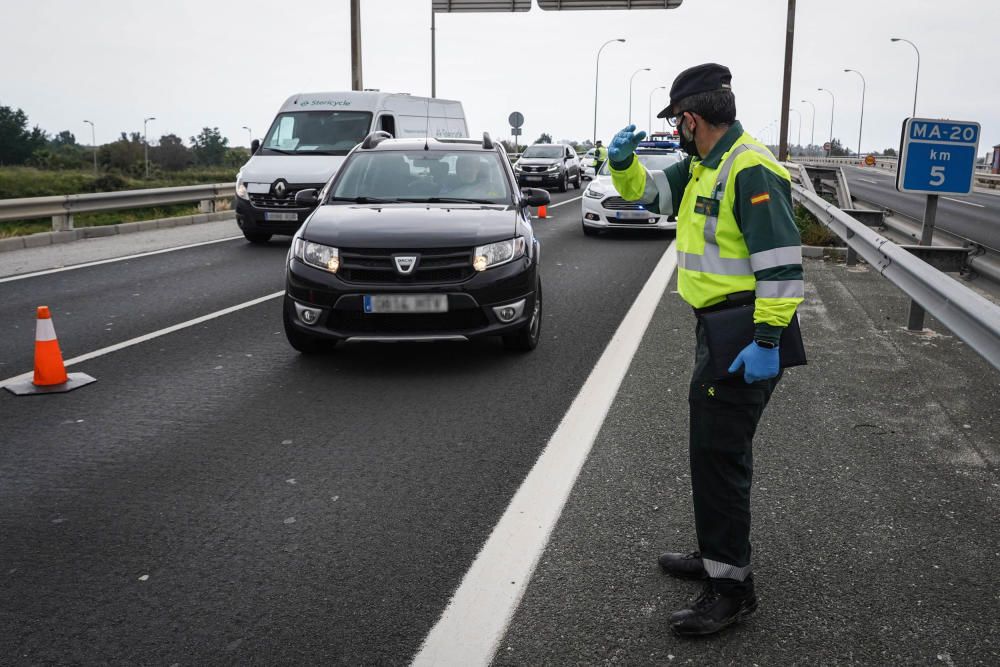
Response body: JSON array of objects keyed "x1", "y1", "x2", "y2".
[{"x1": 688, "y1": 317, "x2": 781, "y2": 594}]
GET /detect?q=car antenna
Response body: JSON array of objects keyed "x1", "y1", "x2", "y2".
[{"x1": 424, "y1": 98, "x2": 431, "y2": 151}]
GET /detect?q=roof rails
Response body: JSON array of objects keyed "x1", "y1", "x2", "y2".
[
  {"x1": 482, "y1": 132, "x2": 494, "y2": 150},
  {"x1": 361, "y1": 131, "x2": 393, "y2": 149}
]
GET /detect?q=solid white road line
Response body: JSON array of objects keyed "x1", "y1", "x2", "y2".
[
  {"x1": 0, "y1": 236, "x2": 244, "y2": 284},
  {"x1": 0, "y1": 291, "x2": 283, "y2": 389},
  {"x1": 547, "y1": 195, "x2": 583, "y2": 208},
  {"x1": 857, "y1": 177, "x2": 880, "y2": 184},
  {"x1": 411, "y1": 242, "x2": 678, "y2": 667},
  {"x1": 942, "y1": 197, "x2": 985, "y2": 208}
]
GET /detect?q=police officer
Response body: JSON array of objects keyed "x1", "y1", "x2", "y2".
[
  {"x1": 593, "y1": 140, "x2": 609, "y2": 173},
  {"x1": 608, "y1": 63, "x2": 803, "y2": 636}
]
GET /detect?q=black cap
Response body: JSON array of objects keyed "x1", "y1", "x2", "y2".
[{"x1": 657, "y1": 63, "x2": 733, "y2": 119}]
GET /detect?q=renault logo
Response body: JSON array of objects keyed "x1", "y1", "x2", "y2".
[
  {"x1": 273, "y1": 180, "x2": 288, "y2": 198},
  {"x1": 393, "y1": 255, "x2": 419, "y2": 275}
]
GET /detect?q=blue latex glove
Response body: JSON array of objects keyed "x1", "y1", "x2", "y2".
[
  {"x1": 608, "y1": 124, "x2": 647, "y2": 164},
  {"x1": 728, "y1": 342, "x2": 780, "y2": 384}
]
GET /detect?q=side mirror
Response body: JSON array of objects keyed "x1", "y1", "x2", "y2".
[
  {"x1": 295, "y1": 188, "x2": 319, "y2": 207},
  {"x1": 250, "y1": 139, "x2": 260, "y2": 154},
  {"x1": 520, "y1": 187, "x2": 550, "y2": 208}
]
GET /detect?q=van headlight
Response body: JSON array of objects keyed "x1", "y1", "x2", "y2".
[
  {"x1": 236, "y1": 177, "x2": 249, "y2": 200},
  {"x1": 294, "y1": 238, "x2": 340, "y2": 274},
  {"x1": 473, "y1": 237, "x2": 526, "y2": 272}
]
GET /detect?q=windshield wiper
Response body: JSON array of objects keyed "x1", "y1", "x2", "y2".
[
  {"x1": 261, "y1": 147, "x2": 294, "y2": 155},
  {"x1": 330, "y1": 196, "x2": 399, "y2": 204},
  {"x1": 298, "y1": 150, "x2": 339, "y2": 155},
  {"x1": 418, "y1": 197, "x2": 502, "y2": 205}
]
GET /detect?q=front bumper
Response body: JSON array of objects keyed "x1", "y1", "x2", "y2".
[
  {"x1": 516, "y1": 171, "x2": 563, "y2": 187},
  {"x1": 284, "y1": 254, "x2": 538, "y2": 341},
  {"x1": 234, "y1": 196, "x2": 312, "y2": 236},
  {"x1": 581, "y1": 197, "x2": 676, "y2": 231}
]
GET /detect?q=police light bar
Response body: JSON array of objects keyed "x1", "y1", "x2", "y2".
[{"x1": 638, "y1": 140, "x2": 680, "y2": 149}]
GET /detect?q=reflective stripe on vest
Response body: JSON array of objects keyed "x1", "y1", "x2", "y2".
[{"x1": 703, "y1": 143, "x2": 777, "y2": 247}]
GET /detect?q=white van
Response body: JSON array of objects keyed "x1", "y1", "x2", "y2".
[{"x1": 234, "y1": 91, "x2": 468, "y2": 243}]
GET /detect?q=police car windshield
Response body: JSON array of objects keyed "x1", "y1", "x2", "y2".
[
  {"x1": 599, "y1": 153, "x2": 680, "y2": 175},
  {"x1": 522, "y1": 145, "x2": 564, "y2": 159},
  {"x1": 261, "y1": 110, "x2": 374, "y2": 156},
  {"x1": 330, "y1": 151, "x2": 513, "y2": 206}
]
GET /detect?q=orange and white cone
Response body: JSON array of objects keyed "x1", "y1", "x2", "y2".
[
  {"x1": 4, "y1": 306, "x2": 96, "y2": 396},
  {"x1": 537, "y1": 205, "x2": 548, "y2": 219}
]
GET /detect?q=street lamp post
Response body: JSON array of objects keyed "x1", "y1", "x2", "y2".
[
  {"x1": 627, "y1": 67, "x2": 651, "y2": 126},
  {"x1": 800, "y1": 99, "x2": 816, "y2": 146},
  {"x1": 648, "y1": 86, "x2": 667, "y2": 134},
  {"x1": 817, "y1": 88, "x2": 834, "y2": 155},
  {"x1": 844, "y1": 69, "x2": 866, "y2": 157},
  {"x1": 143, "y1": 116, "x2": 156, "y2": 178},
  {"x1": 593, "y1": 38, "x2": 625, "y2": 144},
  {"x1": 83, "y1": 120, "x2": 97, "y2": 176},
  {"x1": 789, "y1": 108, "x2": 802, "y2": 149},
  {"x1": 891, "y1": 37, "x2": 920, "y2": 116},
  {"x1": 241, "y1": 126, "x2": 253, "y2": 146}
]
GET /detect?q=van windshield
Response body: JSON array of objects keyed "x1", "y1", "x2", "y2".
[
  {"x1": 329, "y1": 150, "x2": 512, "y2": 206},
  {"x1": 261, "y1": 110, "x2": 373, "y2": 156}
]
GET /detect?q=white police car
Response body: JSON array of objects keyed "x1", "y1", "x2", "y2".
[{"x1": 581, "y1": 139, "x2": 684, "y2": 236}]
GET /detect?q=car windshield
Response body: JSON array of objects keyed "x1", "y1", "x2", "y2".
[
  {"x1": 329, "y1": 150, "x2": 513, "y2": 205},
  {"x1": 261, "y1": 110, "x2": 373, "y2": 155},
  {"x1": 522, "y1": 145, "x2": 564, "y2": 159},
  {"x1": 598, "y1": 153, "x2": 680, "y2": 175}
]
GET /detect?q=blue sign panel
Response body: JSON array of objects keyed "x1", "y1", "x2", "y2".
[{"x1": 897, "y1": 118, "x2": 980, "y2": 195}]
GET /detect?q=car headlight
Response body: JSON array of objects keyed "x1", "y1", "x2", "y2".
[
  {"x1": 294, "y1": 238, "x2": 340, "y2": 274},
  {"x1": 513, "y1": 163, "x2": 523, "y2": 171},
  {"x1": 584, "y1": 187, "x2": 604, "y2": 199},
  {"x1": 547, "y1": 163, "x2": 560, "y2": 171},
  {"x1": 473, "y1": 237, "x2": 526, "y2": 272},
  {"x1": 236, "y1": 176, "x2": 248, "y2": 200}
]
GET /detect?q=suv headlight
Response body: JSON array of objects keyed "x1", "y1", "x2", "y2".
[
  {"x1": 513, "y1": 163, "x2": 523, "y2": 171},
  {"x1": 473, "y1": 237, "x2": 526, "y2": 272},
  {"x1": 547, "y1": 163, "x2": 560, "y2": 171},
  {"x1": 236, "y1": 176, "x2": 248, "y2": 200},
  {"x1": 293, "y1": 238, "x2": 340, "y2": 274}
]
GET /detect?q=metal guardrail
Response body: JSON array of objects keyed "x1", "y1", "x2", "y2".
[
  {"x1": 0, "y1": 183, "x2": 234, "y2": 231},
  {"x1": 788, "y1": 163, "x2": 1000, "y2": 371},
  {"x1": 793, "y1": 156, "x2": 1000, "y2": 188}
]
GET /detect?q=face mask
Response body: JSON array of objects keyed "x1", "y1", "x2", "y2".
[{"x1": 679, "y1": 117, "x2": 699, "y2": 157}]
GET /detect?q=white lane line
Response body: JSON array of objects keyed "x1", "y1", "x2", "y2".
[
  {"x1": 412, "y1": 242, "x2": 678, "y2": 667},
  {"x1": 0, "y1": 291, "x2": 283, "y2": 389},
  {"x1": 942, "y1": 197, "x2": 985, "y2": 208},
  {"x1": 0, "y1": 236, "x2": 244, "y2": 284},
  {"x1": 547, "y1": 195, "x2": 583, "y2": 208},
  {"x1": 857, "y1": 178, "x2": 880, "y2": 184}
]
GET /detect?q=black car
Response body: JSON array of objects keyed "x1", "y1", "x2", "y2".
[
  {"x1": 514, "y1": 143, "x2": 581, "y2": 192},
  {"x1": 282, "y1": 132, "x2": 550, "y2": 353}
]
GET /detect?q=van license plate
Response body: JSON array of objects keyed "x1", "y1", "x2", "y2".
[
  {"x1": 265, "y1": 211, "x2": 299, "y2": 222},
  {"x1": 364, "y1": 294, "x2": 449, "y2": 314}
]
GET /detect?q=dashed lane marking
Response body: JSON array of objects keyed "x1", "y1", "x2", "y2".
[
  {"x1": 411, "y1": 241, "x2": 678, "y2": 667},
  {"x1": 0, "y1": 291, "x2": 283, "y2": 389}
]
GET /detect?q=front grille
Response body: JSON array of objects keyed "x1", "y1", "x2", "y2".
[
  {"x1": 521, "y1": 165, "x2": 551, "y2": 174},
  {"x1": 601, "y1": 197, "x2": 646, "y2": 211},
  {"x1": 338, "y1": 247, "x2": 476, "y2": 285},
  {"x1": 328, "y1": 309, "x2": 488, "y2": 334},
  {"x1": 249, "y1": 183, "x2": 324, "y2": 209}
]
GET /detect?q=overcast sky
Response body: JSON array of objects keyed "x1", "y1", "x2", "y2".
[{"x1": 3, "y1": 0, "x2": 998, "y2": 156}]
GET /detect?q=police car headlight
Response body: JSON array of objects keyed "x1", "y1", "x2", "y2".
[
  {"x1": 236, "y1": 176, "x2": 249, "y2": 200},
  {"x1": 584, "y1": 187, "x2": 604, "y2": 199},
  {"x1": 296, "y1": 238, "x2": 340, "y2": 274},
  {"x1": 473, "y1": 237, "x2": 526, "y2": 272}
]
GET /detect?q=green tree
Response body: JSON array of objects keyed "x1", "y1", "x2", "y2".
[
  {"x1": 829, "y1": 138, "x2": 850, "y2": 157},
  {"x1": 190, "y1": 127, "x2": 229, "y2": 166},
  {"x1": 0, "y1": 104, "x2": 48, "y2": 165},
  {"x1": 153, "y1": 133, "x2": 193, "y2": 171},
  {"x1": 534, "y1": 132, "x2": 552, "y2": 144},
  {"x1": 52, "y1": 130, "x2": 77, "y2": 147},
  {"x1": 883, "y1": 147, "x2": 898, "y2": 157},
  {"x1": 99, "y1": 132, "x2": 145, "y2": 175}
]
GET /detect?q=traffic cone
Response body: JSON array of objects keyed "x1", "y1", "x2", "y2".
[
  {"x1": 537, "y1": 205, "x2": 548, "y2": 219},
  {"x1": 4, "y1": 306, "x2": 96, "y2": 396}
]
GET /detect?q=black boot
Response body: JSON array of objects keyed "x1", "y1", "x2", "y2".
[
  {"x1": 657, "y1": 551, "x2": 707, "y2": 579},
  {"x1": 670, "y1": 580, "x2": 757, "y2": 637}
]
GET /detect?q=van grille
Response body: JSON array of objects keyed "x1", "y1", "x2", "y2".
[{"x1": 249, "y1": 183, "x2": 325, "y2": 209}]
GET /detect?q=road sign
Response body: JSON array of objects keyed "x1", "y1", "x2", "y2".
[
  {"x1": 432, "y1": 0, "x2": 530, "y2": 11},
  {"x1": 864, "y1": 154, "x2": 876, "y2": 167},
  {"x1": 511, "y1": 127, "x2": 522, "y2": 136},
  {"x1": 897, "y1": 118, "x2": 981, "y2": 195},
  {"x1": 538, "y1": 0, "x2": 683, "y2": 9},
  {"x1": 508, "y1": 111, "x2": 524, "y2": 129},
  {"x1": 823, "y1": 142, "x2": 832, "y2": 151}
]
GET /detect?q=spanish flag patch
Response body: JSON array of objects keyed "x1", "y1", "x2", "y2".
[{"x1": 750, "y1": 192, "x2": 771, "y2": 205}]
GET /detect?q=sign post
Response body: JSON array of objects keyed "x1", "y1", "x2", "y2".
[
  {"x1": 508, "y1": 111, "x2": 525, "y2": 155},
  {"x1": 896, "y1": 117, "x2": 981, "y2": 331}
]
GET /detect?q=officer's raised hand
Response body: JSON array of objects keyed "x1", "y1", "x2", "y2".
[
  {"x1": 728, "y1": 341, "x2": 780, "y2": 384},
  {"x1": 608, "y1": 124, "x2": 646, "y2": 164}
]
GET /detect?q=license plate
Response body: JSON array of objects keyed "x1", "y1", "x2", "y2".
[
  {"x1": 614, "y1": 210, "x2": 650, "y2": 220},
  {"x1": 526, "y1": 176, "x2": 542, "y2": 181},
  {"x1": 265, "y1": 211, "x2": 299, "y2": 222},
  {"x1": 364, "y1": 294, "x2": 449, "y2": 314}
]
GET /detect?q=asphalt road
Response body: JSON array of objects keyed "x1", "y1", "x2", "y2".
[
  {"x1": 0, "y1": 187, "x2": 675, "y2": 664},
  {"x1": 840, "y1": 166, "x2": 1000, "y2": 251}
]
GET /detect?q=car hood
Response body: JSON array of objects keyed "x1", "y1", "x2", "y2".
[
  {"x1": 586, "y1": 175, "x2": 619, "y2": 197},
  {"x1": 517, "y1": 157, "x2": 560, "y2": 166},
  {"x1": 238, "y1": 154, "x2": 346, "y2": 186},
  {"x1": 302, "y1": 204, "x2": 519, "y2": 248}
]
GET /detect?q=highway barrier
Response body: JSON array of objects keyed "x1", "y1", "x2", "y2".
[
  {"x1": 0, "y1": 183, "x2": 234, "y2": 231},
  {"x1": 787, "y1": 163, "x2": 1000, "y2": 371},
  {"x1": 793, "y1": 156, "x2": 1000, "y2": 189}
]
